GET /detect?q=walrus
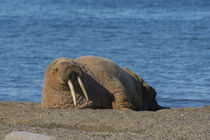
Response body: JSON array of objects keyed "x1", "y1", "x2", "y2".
[{"x1": 42, "y1": 56, "x2": 167, "y2": 111}]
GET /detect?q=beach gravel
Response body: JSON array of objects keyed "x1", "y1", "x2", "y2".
[{"x1": 0, "y1": 102, "x2": 209, "y2": 140}]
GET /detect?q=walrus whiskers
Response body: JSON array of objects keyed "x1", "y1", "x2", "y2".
[
  {"x1": 77, "y1": 76, "x2": 89, "y2": 101},
  {"x1": 68, "y1": 80, "x2": 77, "y2": 106}
]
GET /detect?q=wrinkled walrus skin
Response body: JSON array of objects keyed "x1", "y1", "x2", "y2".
[{"x1": 42, "y1": 56, "x2": 167, "y2": 111}]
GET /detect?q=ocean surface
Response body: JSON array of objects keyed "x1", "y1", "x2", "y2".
[{"x1": 0, "y1": 0, "x2": 210, "y2": 108}]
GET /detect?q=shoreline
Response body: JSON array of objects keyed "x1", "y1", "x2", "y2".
[{"x1": 0, "y1": 102, "x2": 209, "y2": 140}]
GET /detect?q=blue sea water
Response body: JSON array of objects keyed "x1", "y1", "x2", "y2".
[{"x1": 0, "y1": 0, "x2": 210, "y2": 108}]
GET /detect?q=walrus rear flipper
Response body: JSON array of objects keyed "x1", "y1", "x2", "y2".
[
  {"x1": 121, "y1": 67, "x2": 169, "y2": 111},
  {"x1": 149, "y1": 99, "x2": 170, "y2": 111},
  {"x1": 147, "y1": 86, "x2": 170, "y2": 111}
]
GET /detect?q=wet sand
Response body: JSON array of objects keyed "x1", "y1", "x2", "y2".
[{"x1": 0, "y1": 102, "x2": 209, "y2": 140}]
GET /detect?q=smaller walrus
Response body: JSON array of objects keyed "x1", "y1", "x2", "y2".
[{"x1": 42, "y1": 56, "x2": 168, "y2": 111}]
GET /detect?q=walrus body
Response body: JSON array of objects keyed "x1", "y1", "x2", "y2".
[{"x1": 42, "y1": 56, "x2": 166, "y2": 111}]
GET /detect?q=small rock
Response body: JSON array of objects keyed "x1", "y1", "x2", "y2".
[{"x1": 4, "y1": 131, "x2": 56, "y2": 140}]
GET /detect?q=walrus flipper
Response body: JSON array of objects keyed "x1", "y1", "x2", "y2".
[
  {"x1": 146, "y1": 86, "x2": 170, "y2": 111},
  {"x1": 112, "y1": 91, "x2": 135, "y2": 110},
  {"x1": 122, "y1": 67, "x2": 169, "y2": 111}
]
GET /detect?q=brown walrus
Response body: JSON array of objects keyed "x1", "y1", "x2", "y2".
[{"x1": 42, "y1": 56, "x2": 167, "y2": 111}]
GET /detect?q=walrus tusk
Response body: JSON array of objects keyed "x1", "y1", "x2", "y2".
[
  {"x1": 68, "y1": 80, "x2": 77, "y2": 106},
  {"x1": 77, "y1": 76, "x2": 89, "y2": 101}
]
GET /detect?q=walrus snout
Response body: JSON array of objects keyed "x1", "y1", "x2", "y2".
[
  {"x1": 54, "y1": 60, "x2": 82, "y2": 84},
  {"x1": 53, "y1": 60, "x2": 89, "y2": 106}
]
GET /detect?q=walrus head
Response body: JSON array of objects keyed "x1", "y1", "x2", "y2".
[{"x1": 41, "y1": 58, "x2": 89, "y2": 109}]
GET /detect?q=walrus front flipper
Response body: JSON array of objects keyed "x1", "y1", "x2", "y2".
[{"x1": 112, "y1": 92, "x2": 135, "y2": 111}]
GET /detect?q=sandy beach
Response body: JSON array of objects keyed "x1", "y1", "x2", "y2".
[{"x1": 0, "y1": 102, "x2": 209, "y2": 140}]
